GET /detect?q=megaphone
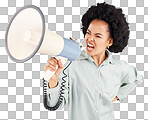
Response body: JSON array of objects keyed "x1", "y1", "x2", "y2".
[
  {"x1": 5, "y1": 5, "x2": 82, "y2": 63},
  {"x1": 5, "y1": 5, "x2": 82, "y2": 80},
  {"x1": 5, "y1": 5, "x2": 83, "y2": 111}
]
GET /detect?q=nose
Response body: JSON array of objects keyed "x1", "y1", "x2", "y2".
[{"x1": 88, "y1": 37, "x2": 94, "y2": 42}]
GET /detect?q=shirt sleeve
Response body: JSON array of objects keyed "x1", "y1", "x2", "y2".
[
  {"x1": 45, "y1": 61, "x2": 70, "y2": 110},
  {"x1": 117, "y1": 61, "x2": 144, "y2": 102}
]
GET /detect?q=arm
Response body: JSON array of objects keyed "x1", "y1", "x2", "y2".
[
  {"x1": 116, "y1": 63, "x2": 144, "y2": 102},
  {"x1": 45, "y1": 61, "x2": 70, "y2": 110}
]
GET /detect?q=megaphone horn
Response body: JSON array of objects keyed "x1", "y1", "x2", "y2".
[{"x1": 5, "y1": 5, "x2": 82, "y2": 63}]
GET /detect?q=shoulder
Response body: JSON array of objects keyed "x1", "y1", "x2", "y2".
[
  {"x1": 117, "y1": 59, "x2": 129, "y2": 66},
  {"x1": 110, "y1": 57, "x2": 132, "y2": 76},
  {"x1": 112, "y1": 57, "x2": 130, "y2": 68},
  {"x1": 115, "y1": 59, "x2": 139, "y2": 80},
  {"x1": 117, "y1": 59, "x2": 134, "y2": 71}
]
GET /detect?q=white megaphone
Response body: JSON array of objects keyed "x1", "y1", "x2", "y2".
[{"x1": 5, "y1": 5, "x2": 82, "y2": 81}]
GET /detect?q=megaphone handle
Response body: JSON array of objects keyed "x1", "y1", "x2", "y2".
[{"x1": 43, "y1": 56, "x2": 68, "y2": 81}]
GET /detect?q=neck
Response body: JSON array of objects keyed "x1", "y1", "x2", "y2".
[{"x1": 91, "y1": 50, "x2": 107, "y2": 66}]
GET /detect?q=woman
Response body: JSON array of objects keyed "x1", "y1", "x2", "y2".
[{"x1": 44, "y1": 2, "x2": 144, "y2": 120}]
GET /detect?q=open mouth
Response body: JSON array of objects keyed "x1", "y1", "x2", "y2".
[{"x1": 87, "y1": 43, "x2": 95, "y2": 51}]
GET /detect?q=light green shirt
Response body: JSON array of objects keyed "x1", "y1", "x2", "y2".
[{"x1": 46, "y1": 48, "x2": 144, "y2": 120}]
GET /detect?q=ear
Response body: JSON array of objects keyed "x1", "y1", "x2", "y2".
[{"x1": 108, "y1": 38, "x2": 113, "y2": 47}]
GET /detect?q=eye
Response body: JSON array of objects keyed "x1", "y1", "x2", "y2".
[
  {"x1": 86, "y1": 31, "x2": 90, "y2": 34},
  {"x1": 96, "y1": 36, "x2": 101, "y2": 38}
]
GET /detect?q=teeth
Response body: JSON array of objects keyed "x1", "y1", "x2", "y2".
[{"x1": 88, "y1": 43, "x2": 94, "y2": 47}]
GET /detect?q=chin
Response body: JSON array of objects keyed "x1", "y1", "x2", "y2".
[{"x1": 86, "y1": 49, "x2": 95, "y2": 56}]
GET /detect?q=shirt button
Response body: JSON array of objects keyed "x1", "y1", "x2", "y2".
[
  {"x1": 96, "y1": 110, "x2": 98, "y2": 113},
  {"x1": 97, "y1": 101, "x2": 99, "y2": 103}
]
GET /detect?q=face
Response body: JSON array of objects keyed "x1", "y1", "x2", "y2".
[{"x1": 85, "y1": 19, "x2": 113, "y2": 57}]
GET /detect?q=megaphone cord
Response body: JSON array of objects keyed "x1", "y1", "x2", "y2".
[{"x1": 43, "y1": 61, "x2": 72, "y2": 111}]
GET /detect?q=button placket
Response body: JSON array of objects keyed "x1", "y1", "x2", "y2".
[
  {"x1": 96, "y1": 90, "x2": 102, "y2": 104},
  {"x1": 97, "y1": 68, "x2": 103, "y2": 104},
  {"x1": 95, "y1": 65, "x2": 104, "y2": 117}
]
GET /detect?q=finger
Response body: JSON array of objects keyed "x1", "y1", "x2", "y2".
[
  {"x1": 46, "y1": 66, "x2": 56, "y2": 72},
  {"x1": 43, "y1": 63, "x2": 50, "y2": 71},
  {"x1": 43, "y1": 66, "x2": 46, "y2": 71},
  {"x1": 55, "y1": 59, "x2": 64, "y2": 76},
  {"x1": 47, "y1": 59, "x2": 57, "y2": 67},
  {"x1": 47, "y1": 63, "x2": 57, "y2": 71},
  {"x1": 48, "y1": 62, "x2": 57, "y2": 69},
  {"x1": 58, "y1": 59, "x2": 64, "y2": 68},
  {"x1": 44, "y1": 62, "x2": 56, "y2": 72},
  {"x1": 48, "y1": 57, "x2": 58, "y2": 64},
  {"x1": 45, "y1": 63, "x2": 49, "y2": 67}
]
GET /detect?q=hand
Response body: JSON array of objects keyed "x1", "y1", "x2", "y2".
[
  {"x1": 112, "y1": 96, "x2": 119, "y2": 102},
  {"x1": 43, "y1": 57, "x2": 64, "y2": 88}
]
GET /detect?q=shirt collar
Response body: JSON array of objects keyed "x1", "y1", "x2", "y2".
[{"x1": 78, "y1": 48, "x2": 114, "y2": 65}]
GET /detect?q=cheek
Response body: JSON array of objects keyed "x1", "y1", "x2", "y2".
[
  {"x1": 84, "y1": 35, "x2": 88, "y2": 42},
  {"x1": 95, "y1": 40, "x2": 107, "y2": 48},
  {"x1": 84, "y1": 34, "x2": 88, "y2": 39}
]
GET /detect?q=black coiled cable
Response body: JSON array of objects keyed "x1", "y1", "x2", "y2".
[{"x1": 43, "y1": 61, "x2": 72, "y2": 111}]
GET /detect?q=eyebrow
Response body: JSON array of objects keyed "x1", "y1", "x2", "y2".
[{"x1": 87, "y1": 29, "x2": 103, "y2": 36}]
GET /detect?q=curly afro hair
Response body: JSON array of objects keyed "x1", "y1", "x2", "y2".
[{"x1": 81, "y1": 2, "x2": 130, "y2": 53}]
